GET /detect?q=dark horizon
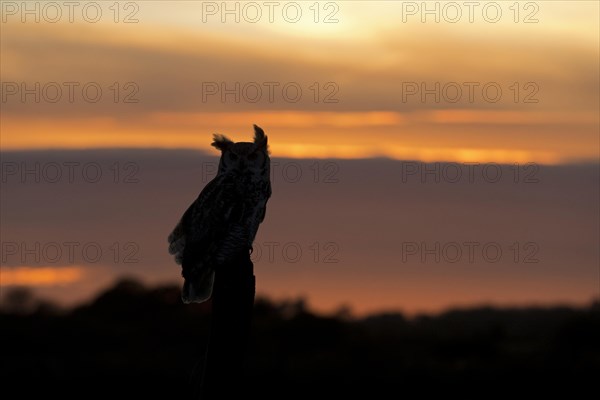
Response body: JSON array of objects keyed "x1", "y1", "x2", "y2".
[
  {"x1": 5, "y1": 275, "x2": 599, "y2": 319},
  {"x1": 2, "y1": 276, "x2": 599, "y2": 398}
]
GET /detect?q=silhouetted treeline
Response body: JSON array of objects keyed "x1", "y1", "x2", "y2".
[{"x1": 1, "y1": 279, "x2": 599, "y2": 397}]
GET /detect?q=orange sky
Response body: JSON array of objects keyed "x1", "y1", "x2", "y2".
[
  {"x1": 1, "y1": 2, "x2": 599, "y2": 315},
  {"x1": 1, "y1": 1, "x2": 599, "y2": 163}
]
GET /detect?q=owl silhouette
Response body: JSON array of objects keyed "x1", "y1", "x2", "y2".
[{"x1": 168, "y1": 125, "x2": 272, "y2": 303}]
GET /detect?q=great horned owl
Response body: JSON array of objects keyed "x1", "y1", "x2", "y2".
[{"x1": 168, "y1": 125, "x2": 272, "y2": 303}]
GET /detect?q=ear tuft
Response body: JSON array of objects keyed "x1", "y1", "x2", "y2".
[
  {"x1": 211, "y1": 134, "x2": 234, "y2": 151},
  {"x1": 253, "y1": 124, "x2": 268, "y2": 150}
]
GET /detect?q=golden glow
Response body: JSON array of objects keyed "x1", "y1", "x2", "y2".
[
  {"x1": 2, "y1": 110, "x2": 596, "y2": 164},
  {"x1": 148, "y1": 111, "x2": 405, "y2": 128},
  {"x1": 1, "y1": 266, "x2": 84, "y2": 286},
  {"x1": 1, "y1": 2, "x2": 598, "y2": 165},
  {"x1": 427, "y1": 110, "x2": 599, "y2": 125}
]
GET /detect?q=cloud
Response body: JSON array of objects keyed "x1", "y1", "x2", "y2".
[
  {"x1": 1, "y1": 7, "x2": 597, "y2": 162},
  {"x1": 2, "y1": 19, "x2": 598, "y2": 117},
  {"x1": 1, "y1": 149, "x2": 598, "y2": 314}
]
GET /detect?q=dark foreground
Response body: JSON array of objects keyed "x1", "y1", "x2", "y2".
[{"x1": 2, "y1": 279, "x2": 599, "y2": 397}]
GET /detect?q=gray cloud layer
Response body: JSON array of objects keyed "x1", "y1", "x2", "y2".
[{"x1": 1, "y1": 149, "x2": 598, "y2": 314}]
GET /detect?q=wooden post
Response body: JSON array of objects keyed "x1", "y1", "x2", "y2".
[{"x1": 197, "y1": 252, "x2": 255, "y2": 399}]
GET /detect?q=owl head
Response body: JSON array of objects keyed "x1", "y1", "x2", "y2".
[{"x1": 211, "y1": 124, "x2": 270, "y2": 176}]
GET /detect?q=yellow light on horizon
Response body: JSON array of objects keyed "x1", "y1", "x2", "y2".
[
  {"x1": 1, "y1": 109, "x2": 595, "y2": 164},
  {"x1": 1, "y1": 266, "x2": 85, "y2": 286}
]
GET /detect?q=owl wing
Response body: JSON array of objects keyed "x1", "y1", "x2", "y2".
[{"x1": 168, "y1": 174, "x2": 241, "y2": 303}]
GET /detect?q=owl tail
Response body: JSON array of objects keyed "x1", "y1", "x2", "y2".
[{"x1": 182, "y1": 271, "x2": 215, "y2": 304}]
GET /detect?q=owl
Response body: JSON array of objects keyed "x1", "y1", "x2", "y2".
[{"x1": 168, "y1": 125, "x2": 272, "y2": 303}]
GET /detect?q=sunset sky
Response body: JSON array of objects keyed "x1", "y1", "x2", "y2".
[
  {"x1": 1, "y1": 1, "x2": 599, "y2": 315},
  {"x1": 2, "y1": 1, "x2": 598, "y2": 162}
]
